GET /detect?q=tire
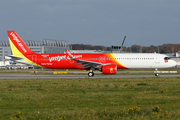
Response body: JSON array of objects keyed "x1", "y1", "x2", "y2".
[
  {"x1": 155, "y1": 73, "x2": 159, "y2": 76},
  {"x1": 88, "y1": 72, "x2": 94, "y2": 77}
]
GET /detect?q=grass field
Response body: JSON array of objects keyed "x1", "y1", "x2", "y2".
[{"x1": 0, "y1": 77, "x2": 180, "y2": 120}]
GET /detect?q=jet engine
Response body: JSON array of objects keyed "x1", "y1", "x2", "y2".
[{"x1": 100, "y1": 65, "x2": 117, "y2": 74}]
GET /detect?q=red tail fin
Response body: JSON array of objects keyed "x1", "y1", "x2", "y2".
[{"x1": 7, "y1": 31, "x2": 35, "y2": 56}]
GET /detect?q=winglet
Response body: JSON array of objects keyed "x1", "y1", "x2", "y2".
[{"x1": 65, "y1": 49, "x2": 73, "y2": 58}]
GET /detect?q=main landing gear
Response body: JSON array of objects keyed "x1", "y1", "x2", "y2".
[
  {"x1": 88, "y1": 67, "x2": 95, "y2": 77},
  {"x1": 88, "y1": 72, "x2": 94, "y2": 77},
  {"x1": 155, "y1": 68, "x2": 159, "y2": 76}
]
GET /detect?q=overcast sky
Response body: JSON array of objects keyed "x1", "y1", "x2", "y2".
[{"x1": 0, "y1": 0, "x2": 180, "y2": 47}]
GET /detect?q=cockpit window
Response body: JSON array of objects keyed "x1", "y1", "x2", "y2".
[{"x1": 164, "y1": 57, "x2": 171, "y2": 60}]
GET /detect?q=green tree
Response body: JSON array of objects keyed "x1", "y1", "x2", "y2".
[{"x1": 131, "y1": 45, "x2": 140, "y2": 52}]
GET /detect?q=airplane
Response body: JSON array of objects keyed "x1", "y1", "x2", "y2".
[{"x1": 7, "y1": 31, "x2": 177, "y2": 77}]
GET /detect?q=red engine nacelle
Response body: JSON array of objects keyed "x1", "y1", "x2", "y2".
[{"x1": 100, "y1": 65, "x2": 117, "y2": 74}]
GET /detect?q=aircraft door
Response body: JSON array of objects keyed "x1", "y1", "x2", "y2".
[
  {"x1": 28, "y1": 55, "x2": 37, "y2": 65},
  {"x1": 32, "y1": 55, "x2": 37, "y2": 65},
  {"x1": 155, "y1": 54, "x2": 160, "y2": 63}
]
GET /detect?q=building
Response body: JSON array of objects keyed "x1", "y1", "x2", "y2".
[{"x1": 0, "y1": 41, "x2": 11, "y2": 61}]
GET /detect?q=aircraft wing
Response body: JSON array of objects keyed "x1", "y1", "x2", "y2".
[
  {"x1": 72, "y1": 58, "x2": 104, "y2": 69},
  {"x1": 65, "y1": 49, "x2": 107, "y2": 69}
]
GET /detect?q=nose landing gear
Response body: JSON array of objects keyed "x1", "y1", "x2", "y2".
[{"x1": 155, "y1": 68, "x2": 159, "y2": 76}]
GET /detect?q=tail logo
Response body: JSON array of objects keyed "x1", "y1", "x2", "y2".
[{"x1": 10, "y1": 32, "x2": 27, "y2": 53}]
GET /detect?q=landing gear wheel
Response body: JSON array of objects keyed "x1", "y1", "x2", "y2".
[
  {"x1": 155, "y1": 68, "x2": 159, "y2": 77},
  {"x1": 155, "y1": 73, "x2": 159, "y2": 76},
  {"x1": 88, "y1": 72, "x2": 94, "y2": 77}
]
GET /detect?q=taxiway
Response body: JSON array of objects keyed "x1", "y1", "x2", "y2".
[{"x1": 0, "y1": 74, "x2": 180, "y2": 79}]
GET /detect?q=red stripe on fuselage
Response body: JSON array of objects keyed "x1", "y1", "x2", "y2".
[{"x1": 36, "y1": 53, "x2": 127, "y2": 69}]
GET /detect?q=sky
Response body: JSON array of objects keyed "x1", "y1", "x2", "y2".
[{"x1": 0, "y1": 0, "x2": 180, "y2": 47}]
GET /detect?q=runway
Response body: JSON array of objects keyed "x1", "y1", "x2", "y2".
[{"x1": 0, "y1": 73, "x2": 180, "y2": 79}]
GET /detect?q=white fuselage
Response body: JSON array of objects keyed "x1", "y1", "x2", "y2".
[{"x1": 113, "y1": 53, "x2": 177, "y2": 69}]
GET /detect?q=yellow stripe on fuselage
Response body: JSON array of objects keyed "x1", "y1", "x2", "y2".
[{"x1": 107, "y1": 53, "x2": 127, "y2": 68}]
